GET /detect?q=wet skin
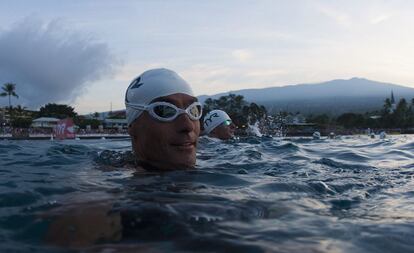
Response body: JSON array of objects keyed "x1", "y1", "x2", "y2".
[
  {"x1": 209, "y1": 122, "x2": 235, "y2": 140},
  {"x1": 128, "y1": 93, "x2": 201, "y2": 170},
  {"x1": 45, "y1": 95, "x2": 201, "y2": 248}
]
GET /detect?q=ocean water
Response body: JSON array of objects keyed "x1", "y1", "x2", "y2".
[{"x1": 0, "y1": 135, "x2": 414, "y2": 252}]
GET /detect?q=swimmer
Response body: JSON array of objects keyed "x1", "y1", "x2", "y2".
[
  {"x1": 312, "y1": 131, "x2": 321, "y2": 140},
  {"x1": 125, "y1": 68, "x2": 202, "y2": 170},
  {"x1": 202, "y1": 110, "x2": 235, "y2": 140},
  {"x1": 45, "y1": 68, "x2": 202, "y2": 248}
]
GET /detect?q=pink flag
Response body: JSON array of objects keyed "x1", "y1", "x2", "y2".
[{"x1": 54, "y1": 118, "x2": 76, "y2": 140}]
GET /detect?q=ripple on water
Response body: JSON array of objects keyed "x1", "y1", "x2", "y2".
[
  {"x1": 331, "y1": 150, "x2": 371, "y2": 163},
  {"x1": 314, "y1": 158, "x2": 376, "y2": 171},
  {"x1": 0, "y1": 136, "x2": 413, "y2": 252},
  {"x1": 0, "y1": 192, "x2": 39, "y2": 208},
  {"x1": 33, "y1": 186, "x2": 77, "y2": 196},
  {"x1": 251, "y1": 182, "x2": 315, "y2": 194},
  {"x1": 0, "y1": 143, "x2": 22, "y2": 151},
  {"x1": 0, "y1": 181, "x2": 18, "y2": 188},
  {"x1": 156, "y1": 170, "x2": 252, "y2": 188}
]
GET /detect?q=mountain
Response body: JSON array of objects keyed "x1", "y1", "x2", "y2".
[{"x1": 198, "y1": 78, "x2": 414, "y2": 115}]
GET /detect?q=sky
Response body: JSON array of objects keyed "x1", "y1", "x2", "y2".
[{"x1": 0, "y1": 0, "x2": 414, "y2": 114}]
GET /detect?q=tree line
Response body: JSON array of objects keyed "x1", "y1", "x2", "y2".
[
  {"x1": 0, "y1": 83, "x2": 103, "y2": 129},
  {"x1": 307, "y1": 97, "x2": 414, "y2": 130},
  {"x1": 202, "y1": 93, "x2": 414, "y2": 131},
  {"x1": 3, "y1": 82, "x2": 414, "y2": 131},
  {"x1": 202, "y1": 94, "x2": 267, "y2": 128}
]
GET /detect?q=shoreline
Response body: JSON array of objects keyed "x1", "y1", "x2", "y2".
[
  {"x1": 0, "y1": 134, "x2": 130, "y2": 140},
  {"x1": 1, "y1": 133, "x2": 412, "y2": 141}
]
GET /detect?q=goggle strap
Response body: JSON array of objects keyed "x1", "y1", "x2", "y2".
[{"x1": 126, "y1": 103, "x2": 147, "y2": 111}]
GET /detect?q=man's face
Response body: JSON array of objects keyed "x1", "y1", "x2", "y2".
[
  {"x1": 210, "y1": 122, "x2": 235, "y2": 140},
  {"x1": 128, "y1": 93, "x2": 200, "y2": 170}
]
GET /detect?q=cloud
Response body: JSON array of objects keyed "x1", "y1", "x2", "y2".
[
  {"x1": 232, "y1": 49, "x2": 252, "y2": 62},
  {"x1": 317, "y1": 5, "x2": 352, "y2": 28},
  {"x1": 370, "y1": 14, "x2": 391, "y2": 25},
  {"x1": 246, "y1": 69, "x2": 287, "y2": 78},
  {"x1": 0, "y1": 17, "x2": 117, "y2": 109}
]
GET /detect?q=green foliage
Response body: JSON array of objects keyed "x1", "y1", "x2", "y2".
[
  {"x1": 11, "y1": 117, "x2": 32, "y2": 128},
  {"x1": 10, "y1": 105, "x2": 37, "y2": 118},
  {"x1": 39, "y1": 103, "x2": 77, "y2": 119},
  {"x1": 378, "y1": 97, "x2": 414, "y2": 128},
  {"x1": 202, "y1": 94, "x2": 267, "y2": 127},
  {"x1": 336, "y1": 113, "x2": 365, "y2": 129},
  {"x1": 382, "y1": 98, "x2": 392, "y2": 115},
  {"x1": 1, "y1": 83, "x2": 19, "y2": 112},
  {"x1": 306, "y1": 114, "x2": 331, "y2": 126},
  {"x1": 74, "y1": 117, "x2": 101, "y2": 129},
  {"x1": 307, "y1": 96, "x2": 414, "y2": 129},
  {"x1": 1, "y1": 83, "x2": 19, "y2": 98},
  {"x1": 246, "y1": 103, "x2": 267, "y2": 124}
]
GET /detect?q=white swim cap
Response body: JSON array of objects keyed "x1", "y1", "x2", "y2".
[
  {"x1": 125, "y1": 68, "x2": 194, "y2": 126},
  {"x1": 203, "y1": 110, "x2": 231, "y2": 135}
]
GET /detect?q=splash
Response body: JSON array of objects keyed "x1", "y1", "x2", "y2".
[{"x1": 247, "y1": 121, "x2": 263, "y2": 137}]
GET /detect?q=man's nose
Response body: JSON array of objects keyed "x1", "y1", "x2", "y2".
[{"x1": 175, "y1": 113, "x2": 195, "y2": 133}]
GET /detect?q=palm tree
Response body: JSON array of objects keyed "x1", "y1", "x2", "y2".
[
  {"x1": 13, "y1": 105, "x2": 27, "y2": 117},
  {"x1": 0, "y1": 83, "x2": 19, "y2": 110}
]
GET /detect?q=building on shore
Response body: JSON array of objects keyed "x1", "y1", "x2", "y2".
[
  {"x1": 103, "y1": 118, "x2": 128, "y2": 129},
  {"x1": 31, "y1": 117, "x2": 60, "y2": 128},
  {"x1": 0, "y1": 107, "x2": 10, "y2": 125}
]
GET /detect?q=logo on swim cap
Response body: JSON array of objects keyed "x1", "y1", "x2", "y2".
[
  {"x1": 125, "y1": 77, "x2": 144, "y2": 103},
  {"x1": 204, "y1": 113, "x2": 219, "y2": 127},
  {"x1": 130, "y1": 77, "x2": 144, "y2": 89},
  {"x1": 203, "y1": 110, "x2": 231, "y2": 135}
]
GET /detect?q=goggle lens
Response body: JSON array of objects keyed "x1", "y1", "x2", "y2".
[
  {"x1": 149, "y1": 102, "x2": 202, "y2": 122},
  {"x1": 223, "y1": 120, "x2": 232, "y2": 126},
  {"x1": 153, "y1": 104, "x2": 177, "y2": 118},
  {"x1": 189, "y1": 104, "x2": 202, "y2": 118},
  {"x1": 126, "y1": 101, "x2": 202, "y2": 122}
]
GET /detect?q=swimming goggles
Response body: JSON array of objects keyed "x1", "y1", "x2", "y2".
[
  {"x1": 222, "y1": 119, "x2": 232, "y2": 126},
  {"x1": 126, "y1": 101, "x2": 203, "y2": 122}
]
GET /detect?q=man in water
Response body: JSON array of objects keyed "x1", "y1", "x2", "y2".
[
  {"x1": 125, "y1": 68, "x2": 202, "y2": 170},
  {"x1": 46, "y1": 68, "x2": 202, "y2": 247},
  {"x1": 202, "y1": 110, "x2": 235, "y2": 140}
]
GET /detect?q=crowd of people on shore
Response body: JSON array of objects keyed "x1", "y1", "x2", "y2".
[{"x1": 0, "y1": 126, "x2": 128, "y2": 137}]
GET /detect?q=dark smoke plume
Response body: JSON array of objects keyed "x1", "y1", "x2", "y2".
[{"x1": 0, "y1": 17, "x2": 116, "y2": 109}]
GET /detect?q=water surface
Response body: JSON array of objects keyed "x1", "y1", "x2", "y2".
[{"x1": 0, "y1": 135, "x2": 413, "y2": 252}]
